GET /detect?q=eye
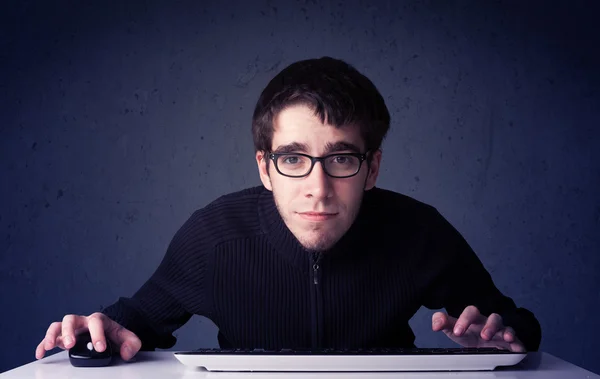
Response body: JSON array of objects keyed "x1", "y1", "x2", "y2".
[
  {"x1": 280, "y1": 155, "x2": 304, "y2": 165},
  {"x1": 330, "y1": 155, "x2": 356, "y2": 165}
]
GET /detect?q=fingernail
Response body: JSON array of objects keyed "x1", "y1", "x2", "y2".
[
  {"x1": 454, "y1": 326, "x2": 464, "y2": 335},
  {"x1": 95, "y1": 341, "x2": 105, "y2": 351},
  {"x1": 64, "y1": 336, "x2": 73, "y2": 346},
  {"x1": 433, "y1": 320, "x2": 441, "y2": 327},
  {"x1": 124, "y1": 344, "x2": 132, "y2": 357}
]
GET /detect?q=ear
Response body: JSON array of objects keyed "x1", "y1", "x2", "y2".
[
  {"x1": 364, "y1": 149, "x2": 382, "y2": 191},
  {"x1": 256, "y1": 150, "x2": 273, "y2": 191}
]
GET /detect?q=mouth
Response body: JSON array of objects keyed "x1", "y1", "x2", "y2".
[{"x1": 297, "y1": 212, "x2": 339, "y2": 221}]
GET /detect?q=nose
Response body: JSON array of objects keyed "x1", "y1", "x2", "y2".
[{"x1": 304, "y1": 161, "x2": 333, "y2": 200}]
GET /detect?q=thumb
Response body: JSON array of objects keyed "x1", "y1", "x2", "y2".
[
  {"x1": 432, "y1": 311, "x2": 456, "y2": 332},
  {"x1": 105, "y1": 320, "x2": 142, "y2": 361}
]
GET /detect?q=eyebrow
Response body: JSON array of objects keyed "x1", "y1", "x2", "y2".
[
  {"x1": 272, "y1": 142, "x2": 309, "y2": 154},
  {"x1": 272, "y1": 141, "x2": 363, "y2": 155},
  {"x1": 323, "y1": 141, "x2": 362, "y2": 154}
]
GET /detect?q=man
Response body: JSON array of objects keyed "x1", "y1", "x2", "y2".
[{"x1": 35, "y1": 57, "x2": 541, "y2": 362}]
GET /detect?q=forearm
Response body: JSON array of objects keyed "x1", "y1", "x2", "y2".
[
  {"x1": 101, "y1": 260, "x2": 197, "y2": 350},
  {"x1": 102, "y1": 296, "x2": 178, "y2": 350},
  {"x1": 101, "y1": 279, "x2": 192, "y2": 351},
  {"x1": 102, "y1": 210, "x2": 215, "y2": 350},
  {"x1": 420, "y1": 208, "x2": 542, "y2": 351}
]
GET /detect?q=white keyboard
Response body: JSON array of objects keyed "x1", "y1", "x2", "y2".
[{"x1": 173, "y1": 347, "x2": 527, "y2": 372}]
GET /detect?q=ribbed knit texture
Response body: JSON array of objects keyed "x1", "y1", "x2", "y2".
[{"x1": 102, "y1": 186, "x2": 541, "y2": 352}]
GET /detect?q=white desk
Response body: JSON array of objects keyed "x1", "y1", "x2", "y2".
[{"x1": 1, "y1": 351, "x2": 598, "y2": 379}]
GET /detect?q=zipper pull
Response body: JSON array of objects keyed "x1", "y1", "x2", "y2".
[{"x1": 311, "y1": 252, "x2": 321, "y2": 285}]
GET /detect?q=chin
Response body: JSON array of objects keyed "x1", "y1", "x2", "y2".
[{"x1": 298, "y1": 232, "x2": 341, "y2": 252}]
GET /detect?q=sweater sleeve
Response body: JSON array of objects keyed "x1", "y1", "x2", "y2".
[
  {"x1": 419, "y1": 208, "x2": 542, "y2": 352},
  {"x1": 102, "y1": 209, "x2": 215, "y2": 351}
]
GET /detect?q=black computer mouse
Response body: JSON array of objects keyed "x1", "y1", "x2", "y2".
[{"x1": 68, "y1": 330, "x2": 113, "y2": 367}]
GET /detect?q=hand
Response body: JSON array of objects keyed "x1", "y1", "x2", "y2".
[
  {"x1": 432, "y1": 305, "x2": 526, "y2": 352},
  {"x1": 35, "y1": 312, "x2": 142, "y2": 361}
]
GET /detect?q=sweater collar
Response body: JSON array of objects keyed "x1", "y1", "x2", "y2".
[{"x1": 257, "y1": 187, "x2": 370, "y2": 269}]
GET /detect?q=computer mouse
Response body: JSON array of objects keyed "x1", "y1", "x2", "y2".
[{"x1": 68, "y1": 330, "x2": 113, "y2": 367}]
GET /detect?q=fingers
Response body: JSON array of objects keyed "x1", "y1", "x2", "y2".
[
  {"x1": 43, "y1": 322, "x2": 62, "y2": 352},
  {"x1": 431, "y1": 307, "x2": 528, "y2": 353},
  {"x1": 35, "y1": 339, "x2": 47, "y2": 360},
  {"x1": 503, "y1": 326, "x2": 515, "y2": 342},
  {"x1": 36, "y1": 312, "x2": 142, "y2": 362},
  {"x1": 509, "y1": 341, "x2": 526, "y2": 353},
  {"x1": 485, "y1": 323, "x2": 526, "y2": 352},
  {"x1": 104, "y1": 318, "x2": 142, "y2": 361},
  {"x1": 453, "y1": 306, "x2": 485, "y2": 336},
  {"x1": 480, "y1": 313, "x2": 503, "y2": 341},
  {"x1": 431, "y1": 311, "x2": 455, "y2": 332},
  {"x1": 61, "y1": 315, "x2": 88, "y2": 349},
  {"x1": 87, "y1": 313, "x2": 108, "y2": 353},
  {"x1": 36, "y1": 317, "x2": 80, "y2": 360},
  {"x1": 503, "y1": 326, "x2": 526, "y2": 352}
]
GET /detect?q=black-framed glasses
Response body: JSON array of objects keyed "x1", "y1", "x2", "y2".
[{"x1": 268, "y1": 152, "x2": 368, "y2": 178}]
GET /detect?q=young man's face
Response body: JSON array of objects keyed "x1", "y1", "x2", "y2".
[{"x1": 256, "y1": 104, "x2": 381, "y2": 251}]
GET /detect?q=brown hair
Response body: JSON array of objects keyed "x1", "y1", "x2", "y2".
[{"x1": 251, "y1": 57, "x2": 391, "y2": 153}]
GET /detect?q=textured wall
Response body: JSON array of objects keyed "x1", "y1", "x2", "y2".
[{"x1": 1, "y1": 0, "x2": 599, "y2": 374}]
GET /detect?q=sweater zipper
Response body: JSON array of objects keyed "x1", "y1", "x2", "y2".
[
  {"x1": 310, "y1": 252, "x2": 322, "y2": 348},
  {"x1": 313, "y1": 255, "x2": 320, "y2": 284}
]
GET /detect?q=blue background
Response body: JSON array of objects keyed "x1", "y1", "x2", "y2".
[{"x1": 1, "y1": 0, "x2": 599, "y2": 374}]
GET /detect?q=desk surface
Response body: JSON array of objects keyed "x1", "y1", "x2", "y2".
[{"x1": 1, "y1": 351, "x2": 598, "y2": 379}]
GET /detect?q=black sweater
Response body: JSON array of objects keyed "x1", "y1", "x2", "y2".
[{"x1": 102, "y1": 186, "x2": 541, "y2": 351}]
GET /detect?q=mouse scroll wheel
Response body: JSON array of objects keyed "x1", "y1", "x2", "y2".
[{"x1": 87, "y1": 342, "x2": 94, "y2": 351}]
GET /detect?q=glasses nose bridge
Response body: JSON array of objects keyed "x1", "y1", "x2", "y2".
[{"x1": 309, "y1": 156, "x2": 330, "y2": 177}]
